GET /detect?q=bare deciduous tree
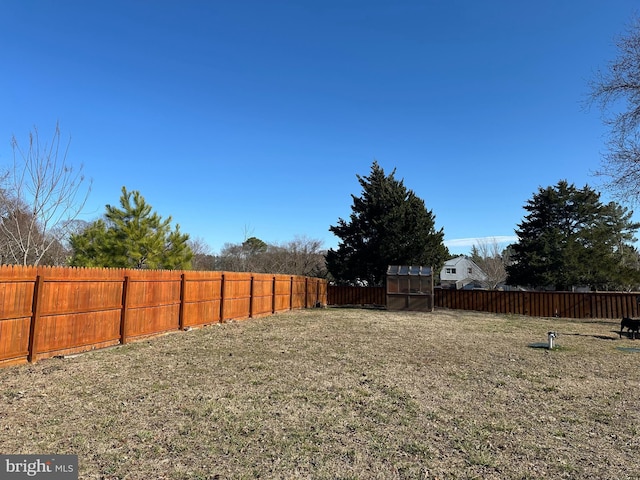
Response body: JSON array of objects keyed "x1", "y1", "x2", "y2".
[
  {"x1": 216, "y1": 235, "x2": 327, "y2": 277},
  {"x1": 589, "y1": 16, "x2": 640, "y2": 203},
  {"x1": 277, "y1": 235, "x2": 327, "y2": 277},
  {"x1": 189, "y1": 236, "x2": 216, "y2": 270},
  {"x1": 0, "y1": 123, "x2": 91, "y2": 265},
  {"x1": 470, "y1": 238, "x2": 507, "y2": 290}
]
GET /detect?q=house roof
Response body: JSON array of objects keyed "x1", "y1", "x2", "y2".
[{"x1": 442, "y1": 255, "x2": 467, "y2": 267}]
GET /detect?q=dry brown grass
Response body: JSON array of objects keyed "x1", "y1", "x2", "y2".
[{"x1": 1, "y1": 307, "x2": 639, "y2": 479}]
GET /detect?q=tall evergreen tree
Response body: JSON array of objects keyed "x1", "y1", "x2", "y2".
[
  {"x1": 69, "y1": 187, "x2": 193, "y2": 269},
  {"x1": 507, "y1": 180, "x2": 640, "y2": 290},
  {"x1": 326, "y1": 161, "x2": 448, "y2": 286}
]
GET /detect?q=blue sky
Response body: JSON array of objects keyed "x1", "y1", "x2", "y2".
[{"x1": 1, "y1": 1, "x2": 638, "y2": 256}]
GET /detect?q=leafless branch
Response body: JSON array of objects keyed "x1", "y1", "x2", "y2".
[{"x1": 0, "y1": 123, "x2": 92, "y2": 265}]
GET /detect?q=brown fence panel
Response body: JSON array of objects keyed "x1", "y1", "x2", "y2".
[
  {"x1": 625, "y1": 293, "x2": 638, "y2": 317},
  {"x1": 548, "y1": 292, "x2": 556, "y2": 316},
  {"x1": 305, "y1": 278, "x2": 314, "y2": 307},
  {"x1": 308, "y1": 278, "x2": 328, "y2": 307},
  {"x1": 553, "y1": 292, "x2": 563, "y2": 316},
  {"x1": 317, "y1": 279, "x2": 327, "y2": 306},
  {"x1": 274, "y1": 275, "x2": 293, "y2": 313},
  {"x1": 591, "y1": 294, "x2": 601, "y2": 319},
  {"x1": 436, "y1": 290, "x2": 544, "y2": 317},
  {"x1": 483, "y1": 291, "x2": 492, "y2": 312},
  {"x1": 618, "y1": 293, "x2": 629, "y2": 318},
  {"x1": 433, "y1": 288, "x2": 448, "y2": 310},
  {"x1": 327, "y1": 286, "x2": 385, "y2": 306},
  {"x1": 291, "y1": 276, "x2": 307, "y2": 309},
  {"x1": 554, "y1": 292, "x2": 565, "y2": 317},
  {"x1": 222, "y1": 271, "x2": 252, "y2": 321},
  {"x1": 0, "y1": 266, "x2": 326, "y2": 368},
  {"x1": 182, "y1": 271, "x2": 223, "y2": 327},
  {"x1": 435, "y1": 289, "x2": 640, "y2": 319},
  {"x1": 306, "y1": 278, "x2": 318, "y2": 307},
  {"x1": 338, "y1": 287, "x2": 640, "y2": 320},
  {"x1": 251, "y1": 273, "x2": 275, "y2": 318},
  {"x1": 529, "y1": 292, "x2": 539, "y2": 316},
  {"x1": 479, "y1": 291, "x2": 488, "y2": 313},
  {"x1": 32, "y1": 267, "x2": 124, "y2": 361},
  {"x1": 527, "y1": 291, "x2": 538, "y2": 316},
  {"x1": 0, "y1": 265, "x2": 37, "y2": 366},
  {"x1": 603, "y1": 294, "x2": 615, "y2": 319},
  {"x1": 619, "y1": 294, "x2": 630, "y2": 319},
  {"x1": 576, "y1": 293, "x2": 589, "y2": 318},
  {"x1": 124, "y1": 270, "x2": 181, "y2": 340},
  {"x1": 555, "y1": 292, "x2": 567, "y2": 318}
]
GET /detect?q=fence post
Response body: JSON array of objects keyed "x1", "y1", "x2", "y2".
[
  {"x1": 120, "y1": 276, "x2": 131, "y2": 345},
  {"x1": 27, "y1": 275, "x2": 44, "y2": 363},
  {"x1": 305, "y1": 277, "x2": 309, "y2": 308},
  {"x1": 179, "y1": 273, "x2": 186, "y2": 330},
  {"x1": 289, "y1": 276, "x2": 294, "y2": 310},
  {"x1": 249, "y1": 275, "x2": 255, "y2": 318},
  {"x1": 272, "y1": 275, "x2": 276, "y2": 314},
  {"x1": 220, "y1": 273, "x2": 226, "y2": 322}
]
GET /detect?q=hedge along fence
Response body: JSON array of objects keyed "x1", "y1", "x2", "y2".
[{"x1": 0, "y1": 265, "x2": 327, "y2": 368}]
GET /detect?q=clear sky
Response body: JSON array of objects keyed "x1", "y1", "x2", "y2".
[{"x1": 1, "y1": 1, "x2": 638, "y2": 256}]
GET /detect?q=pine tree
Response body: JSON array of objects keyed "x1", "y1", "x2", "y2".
[
  {"x1": 69, "y1": 187, "x2": 193, "y2": 269},
  {"x1": 67, "y1": 219, "x2": 111, "y2": 267},
  {"x1": 326, "y1": 161, "x2": 448, "y2": 286},
  {"x1": 506, "y1": 180, "x2": 640, "y2": 290}
]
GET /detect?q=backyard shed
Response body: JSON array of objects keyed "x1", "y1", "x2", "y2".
[{"x1": 386, "y1": 265, "x2": 434, "y2": 311}]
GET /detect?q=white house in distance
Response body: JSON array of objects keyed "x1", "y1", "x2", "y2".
[{"x1": 439, "y1": 255, "x2": 487, "y2": 289}]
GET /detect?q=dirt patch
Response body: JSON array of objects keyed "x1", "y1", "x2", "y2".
[{"x1": 0, "y1": 308, "x2": 638, "y2": 479}]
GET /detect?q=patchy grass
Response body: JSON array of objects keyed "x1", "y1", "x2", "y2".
[{"x1": 0, "y1": 308, "x2": 639, "y2": 479}]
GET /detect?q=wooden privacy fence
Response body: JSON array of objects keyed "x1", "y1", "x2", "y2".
[
  {"x1": 328, "y1": 285, "x2": 640, "y2": 320},
  {"x1": 0, "y1": 265, "x2": 327, "y2": 367},
  {"x1": 327, "y1": 285, "x2": 386, "y2": 306}
]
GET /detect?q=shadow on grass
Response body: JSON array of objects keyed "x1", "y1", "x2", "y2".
[
  {"x1": 527, "y1": 343, "x2": 571, "y2": 351},
  {"x1": 556, "y1": 332, "x2": 619, "y2": 341},
  {"x1": 328, "y1": 305, "x2": 386, "y2": 310}
]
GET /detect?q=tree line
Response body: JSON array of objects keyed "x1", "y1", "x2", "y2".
[
  {"x1": 2, "y1": 134, "x2": 640, "y2": 290},
  {"x1": 2, "y1": 130, "x2": 640, "y2": 290},
  {"x1": 0, "y1": 126, "x2": 326, "y2": 277},
  {"x1": 328, "y1": 13, "x2": 640, "y2": 291},
  {"x1": 327, "y1": 164, "x2": 640, "y2": 291},
  {"x1": 4, "y1": 14, "x2": 640, "y2": 289}
]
